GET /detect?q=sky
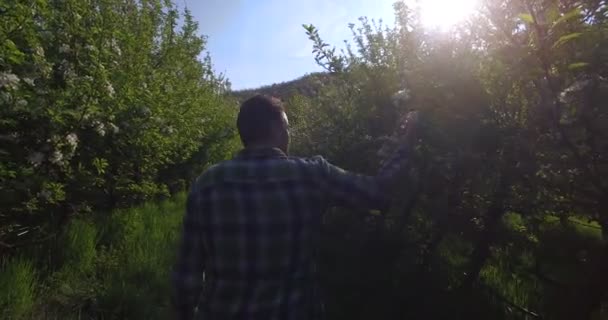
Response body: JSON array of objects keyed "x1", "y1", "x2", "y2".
[{"x1": 179, "y1": 0, "x2": 396, "y2": 90}]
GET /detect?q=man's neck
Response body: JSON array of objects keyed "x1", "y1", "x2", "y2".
[
  {"x1": 246, "y1": 144, "x2": 287, "y2": 154},
  {"x1": 237, "y1": 147, "x2": 287, "y2": 160}
]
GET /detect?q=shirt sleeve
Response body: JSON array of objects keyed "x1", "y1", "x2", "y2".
[
  {"x1": 172, "y1": 185, "x2": 206, "y2": 320},
  {"x1": 317, "y1": 144, "x2": 409, "y2": 211}
]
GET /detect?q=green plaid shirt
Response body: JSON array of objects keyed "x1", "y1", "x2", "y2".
[{"x1": 172, "y1": 146, "x2": 409, "y2": 320}]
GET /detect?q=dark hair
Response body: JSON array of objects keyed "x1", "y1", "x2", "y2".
[{"x1": 237, "y1": 95, "x2": 286, "y2": 147}]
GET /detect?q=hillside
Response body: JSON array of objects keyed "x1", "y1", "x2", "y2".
[{"x1": 232, "y1": 72, "x2": 334, "y2": 101}]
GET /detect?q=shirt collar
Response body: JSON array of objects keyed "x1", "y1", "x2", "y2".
[{"x1": 235, "y1": 147, "x2": 288, "y2": 160}]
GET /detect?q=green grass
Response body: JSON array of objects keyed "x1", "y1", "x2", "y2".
[
  {"x1": 542, "y1": 214, "x2": 603, "y2": 240},
  {"x1": 0, "y1": 194, "x2": 186, "y2": 320},
  {"x1": 0, "y1": 258, "x2": 36, "y2": 320},
  {"x1": 1, "y1": 193, "x2": 604, "y2": 319},
  {"x1": 95, "y1": 195, "x2": 185, "y2": 319}
]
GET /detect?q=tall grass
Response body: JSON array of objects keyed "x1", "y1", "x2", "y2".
[
  {"x1": 0, "y1": 194, "x2": 186, "y2": 319},
  {"x1": 2, "y1": 192, "x2": 602, "y2": 319},
  {"x1": 96, "y1": 194, "x2": 184, "y2": 319},
  {"x1": 0, "y1": 258, "x2": 36, "y2": 319}
]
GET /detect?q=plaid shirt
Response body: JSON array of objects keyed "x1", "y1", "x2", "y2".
[{"x1": 172, "y1": 146, "x2": 409, "y2": 320}]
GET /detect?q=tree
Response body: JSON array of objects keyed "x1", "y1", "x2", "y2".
[
  {"x1": 297, "y1": 1, "x2": 607, "y2": 318},
  {"x1": 0, "y1": 0, "x2": 238, "y2": 251}
]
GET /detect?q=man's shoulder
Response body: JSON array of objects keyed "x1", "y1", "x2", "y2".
[
  {"x1": 286, "y1": 154, "x2": 328, "y2": 165},
  {"x1": 191, "y1": 161, "x2": 229, "y2": 189},
  {"x1": 192, "y1": 156, "x2": 329, "y2": 188},
  {"x1": 277, "y1": 155, "x2": 332, "y2": 180},
  {"x1": 287, "y1": 155, "x2": 333, "y2": 174}
]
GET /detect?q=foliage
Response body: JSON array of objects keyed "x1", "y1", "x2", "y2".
[
  {"x1": 1, "y1": 0, "x2": 608, "y2": 319},
  {"x1": 291, "y1": 0, "x2": 608, "y2": 319},
  {"x1": 0, "y1": 258, "x2": 36, "y2": 319},
  {"x1": 0, "y1": 0, "x2": 238, "y2": 250},
  {"x1": 232, "y1": 72, "x2": 336, "y2": 102},
  {"x1": 0, "y1": 194, "x2": 185, "y2": 319}
]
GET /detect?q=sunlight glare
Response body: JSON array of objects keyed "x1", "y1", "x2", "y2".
[{"x1": 416, "y1": 0, "x2": 479, "y2": 30}]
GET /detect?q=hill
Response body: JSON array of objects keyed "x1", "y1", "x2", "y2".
[{"x1": 232, "y1": 72, "x2": 334, "y2": 101}]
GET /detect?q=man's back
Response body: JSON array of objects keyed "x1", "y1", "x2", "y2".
[
  {"x1": 172, "y1": 146, "x2": 408, "y2": 319},
  {"x1": 190, "y1": 148, "x2": 326, "y2": 319},
  {"x1": 172, "y1": 95, "x2": 416, "y2": 320}
]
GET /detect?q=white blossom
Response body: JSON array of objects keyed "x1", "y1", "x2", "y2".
[
  {"x1": 23, "y1": 78, "x2": 35, "y2": 86},
  {"x1": 85, "y1": 44, "x2": 96, "y2": 51},
  {"x1": 391, "y1": 89, "x2": 410, "y2": 105},
  {"x1": 40, "y1": 64, "x2": 52, "y2": 78},
  {"x1": 16, "y1": 99, "x2": 28, "y2": 108},
  {"x1": 59, "y1": 44, "x2": 71, "y2": 54},
  {"x1": 59, "y1": 60, "x2": 75, "y2": 80},
  {"x1": 162, "y1": 126, "x2": 175, "y2": 135},
  {"x1": 50, "y1": 150, "x2": 64, "y2": 165},
  {"x1": 105, "y1": 82, "x2": 115, "y2": 97},
  {"x1": 111, "y1": 39, "x2": 122, "y2": 56},
  {"x1": 27, "y1": 152, "x2": 45, "y2": 166},
  {"x1": 108, "y1": 123, "x2": 120, "y2": 134},
  {"x1": 65, "y1": 69, "x2": 77, "y2": 80},
  {"x1": 65, "y1": 133, "x2": 79, "y2": 149},
  {"x1": 66, "y1": 68, "x2": 76, "y2": 79},
  {"x1": 83, "y1": 75, "x2": 94, "y2": 82},
  {"x1": 35, "y1": 46, "x2": 45, "y2": 57},
  {"x1": 0, "y1": 73, "x2": 20, "y2": 89},
  {"x1": 94, "y1": 121, "x2": 106, "y2": 136},
  {"x1": 559, "y1": 79, "x2": 590, "y2": 104}
]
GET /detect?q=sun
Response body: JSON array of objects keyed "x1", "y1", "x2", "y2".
[{"x1": 415, "y1": 0, "x2": 480, "y2": 30}]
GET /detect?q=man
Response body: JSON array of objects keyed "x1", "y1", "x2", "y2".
[{"x1": 172, "y1": 95, "x2": 417, "y2": 320}]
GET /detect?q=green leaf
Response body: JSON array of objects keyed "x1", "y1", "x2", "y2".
[
  {"x1": 92, "y1": 158, "x2": 109, "y2": 175},
  {"x1": 518, "y1": 13, "x2": 534, "y2": 23},
  {"x1": 546, "y1": 3, "x2": 560, "y2": 23},
  {"x1": 302, "y1": 24, "x2": 315, "y2": 33},
  {"x1": 552, "y1": 32, "x2": 582, "y2": 48},
  {"x1": 568, "y1": 62, "x2": 588, "y2": 70},
  {"x1": 553, "y1": 8, "x2": 581, "y2": 26},
  {"x1": 4, "y1": 39, "x2": 25, "y2": 64}
]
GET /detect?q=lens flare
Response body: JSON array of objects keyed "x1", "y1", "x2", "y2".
[{"x1": 416, "y1": 0, "x2": 480, "y2": 30}]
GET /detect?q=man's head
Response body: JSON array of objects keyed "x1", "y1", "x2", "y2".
[{"x1": 237, "y1": 95, "x2": 289, "y2": 153}]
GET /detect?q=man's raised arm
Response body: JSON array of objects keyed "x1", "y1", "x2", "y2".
[{"x1": 318, "y1": 112, "x2": 418, "y2": 210}]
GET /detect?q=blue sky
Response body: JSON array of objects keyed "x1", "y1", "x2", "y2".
[{"x1": 179, "y1": 0, "x2": 395, "y2": 90}]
